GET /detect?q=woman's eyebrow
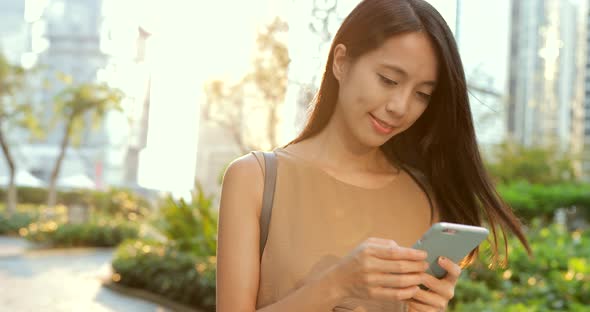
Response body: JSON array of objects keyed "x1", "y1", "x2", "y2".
[{"x1": 380, "y1": 63, "x2": 437, "y2": 86}]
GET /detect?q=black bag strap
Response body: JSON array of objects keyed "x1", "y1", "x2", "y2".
[{"x1": 260, "y1": 151, "x2": 277, "y2": 260}]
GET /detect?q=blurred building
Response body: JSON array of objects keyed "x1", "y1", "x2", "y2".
[
  {"x1": 0, "y1": 0, "x2": 154, "y2": 189},
  {"x1": 15, "y1": 0, "x2": 108, "y2": 187},
  {"x1": 507, "y1": 0, "x2": 582, "y2": 153},
  {"x1": 0, "y1": 1, "x2": 27, "y2": 64},
  {"x1": 579, "y1": 0, "x2": 590, "y2": 180},
  {"x1": 451, "y1": 0, "x2": 511, "y2": 156},
  {"x1": 123, "y1": 28, "x2": 152, "y2": 188}
]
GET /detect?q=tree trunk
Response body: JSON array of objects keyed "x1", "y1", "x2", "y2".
[
  {"x1": 47, "y1": 118, "x2": 74, "y2": 208},
  {"x1": 0, "y1": 119, "x2": 17, "y2": 215},
  {"x1": 267, "y1": 101, "x2": 278, "y2": 149}
]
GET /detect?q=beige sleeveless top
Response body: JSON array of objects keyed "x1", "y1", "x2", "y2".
[{"x1": 254, "y1": 148, "x2": 435, "y2": 311}]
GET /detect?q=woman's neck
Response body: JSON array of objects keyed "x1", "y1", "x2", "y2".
[{"x1": 289, "y1": 115, "x2": 393, "y2": 174}]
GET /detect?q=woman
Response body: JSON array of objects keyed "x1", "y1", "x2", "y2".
[{"x1": 216, "y1": 0, "x2": 530, "y2": 311}]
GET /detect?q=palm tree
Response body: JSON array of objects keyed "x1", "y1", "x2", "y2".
[
  {"x1": 0, "y1": 53, "x2": 39, "y2": 215},
  {"x1": 47, "y1": 82, "x2": 123, "y2": 208}
]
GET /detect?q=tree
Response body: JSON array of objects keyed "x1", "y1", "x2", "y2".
[
  {"x1": 309, "y1": 0, "x2": 340, "y2": 63},
  {"x1": 293, "y1": 0, "x2": 340, "y2": 125},
  {"x1": 485, "y1": 140, "x2": 577, "y2": 185},
  {"x1": 0, "y1": 53, "x2": 41, "y2": 215},
  {"x1": 47, "y1": 82, "x2": 123, "y2": 208},
  {"x1": 204, "y1": 17, "x2": 290, "y2": 153}
]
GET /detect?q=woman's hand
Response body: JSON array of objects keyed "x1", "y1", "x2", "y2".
[
  {"x1": 406, "y1": 256, "x2": 462, "y2": 312},
  {"x1": 327, "y1": 237, "x2": 429, "y2": 302}
]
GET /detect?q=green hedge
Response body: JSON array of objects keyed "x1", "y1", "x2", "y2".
[
  {"x1": 498, "y1": 182, "x2": 590, "y2": 222},
  {"x1": 0, "y1": 187, "x2": 50, "y2": 205},
  {"x1": 22, "y1": 218, "x2": 139, "y2": 247},
  {"x1": 112, "y1": 240, "x2": 215, "y2": 311},
  {"x1": 4, "y1": 182, "x2": 588, "y2": 225},
  {"x1": 0, "y1": 211, "x2": 37, "y2": 235},
  {"x1": 0, "y1": 187, "x2": 152, "y2": 217},
  {"x1": 452, "y1": 219, "x2": 590, "y2": 311}
]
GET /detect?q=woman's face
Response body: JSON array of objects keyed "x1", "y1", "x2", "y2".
[{"x1": 332, "y1": 31, "x2": 439, "y2": 147}]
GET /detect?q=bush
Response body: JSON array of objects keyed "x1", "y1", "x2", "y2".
[
  {"x1": 0, "y1": 187, "x2": 153, "y2": 219},
  {"x1": 18, "y1": 187, "x2": 49, "y2": 204},
  {"x1": 0, "y1": 211, "x2": 37, "y2": 235},
  {"x1": 498, "y1": 182, "x2": 590, "y2": 222},
  {"x1": 112, "y1": 186, "x2": 217, "y2": 311},
  {"x1": 112, "y1": 240, "x2": 215, "y2": 311},
  {"x1": 0, "y1": 187, "x2": 47, "y2": 205},
  {"x1": 152, "y1": 188, "x2": 217, "y2": 255},
  {"x1": 90, "y1": 187, "x2": 152, "y2": 220},
  {"x1": 22, "y1": 218, "x2": 139, "y2": 247},
  {"x1": 452, "y1": 219, "x2": 590, "y2": 311},
  {"x1": 485, "y1": 141, "x2": 576, "y2": 185}
]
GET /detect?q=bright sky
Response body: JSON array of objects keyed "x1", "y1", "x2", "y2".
[
  {"x1": 128, "y1": 0, "x2": 283, "y2": 195},
  {"x1": 99, "y1": 0, "x2": 510, "y2": 195}
]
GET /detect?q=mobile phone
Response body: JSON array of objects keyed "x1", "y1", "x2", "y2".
[{"x1": 412, "y1": 222, "x2": 489, "y2": 279}]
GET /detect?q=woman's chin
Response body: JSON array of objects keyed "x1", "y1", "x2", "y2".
[{"x1": 359, "y1": 134, "x2": 395, "y2": 149}]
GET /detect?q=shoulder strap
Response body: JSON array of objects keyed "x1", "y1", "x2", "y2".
[{"x1": 260, "y1": 151, "x2": 277, "y2": 260}]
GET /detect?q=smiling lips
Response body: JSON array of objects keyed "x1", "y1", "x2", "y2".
[{"x1": 369, "y1": 113, "x2": 396, "y2": 135}]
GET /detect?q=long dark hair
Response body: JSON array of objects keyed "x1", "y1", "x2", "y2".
[{"x1": 289, "y1": 0, "x2": 530, "y2": 265}]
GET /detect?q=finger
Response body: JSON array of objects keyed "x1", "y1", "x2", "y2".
[
  {"x1": 366, "y1": 237, "x2": 398, "y2": 248},
  {"x1": 367, "y1": 272, "x2": 424, "y2": 288},
  {"x1": 368, "y1": 285, "x2": 419, "y2": 301},
  {"x1": 421, "y1": 273, "x2": 454, "y2": 300},
  {"x1": 438, "y1": 256, "x2": 462, "y2": 284},
  {"x1": 406, "y1": 299, "x2": 436, "y2": 312},
  {"x1": 412, "y1": 289, "x2": 448, "y2": 311},
  {"x1": 367, "y1": 244, "x2": 428, "y2": 261},
  {"x1": 368, "y1": 257, "x2": 429, "y2": 274}
]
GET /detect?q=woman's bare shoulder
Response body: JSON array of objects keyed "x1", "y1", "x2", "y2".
[
  {"x1": 221, "y1": 153, "x2": 265, "y2": 216},
  {"x1": 216, "y1": 153, "x2": 266, "y2": 310}
]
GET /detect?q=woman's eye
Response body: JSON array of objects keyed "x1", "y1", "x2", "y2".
[
  {"x1": 417, "y1": 92, "x2": 432, "y2": 102},
  {"x1": 378, "y1": 74, "x2": 397, "y2": 86}
]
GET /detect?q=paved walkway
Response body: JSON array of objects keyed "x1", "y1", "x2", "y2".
[{"x1": 0, "y1": 236, "x2": 170, "y2": 312}]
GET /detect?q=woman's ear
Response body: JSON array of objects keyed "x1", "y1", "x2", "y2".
[{"x1": 332, "y1": 44, "x2": 349, "y2": 82}]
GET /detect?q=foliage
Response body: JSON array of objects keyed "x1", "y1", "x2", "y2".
[
  {"x1": 82, "y1": 187, "x2": 152, "y2": 219},
  {"x1": 151, "y1": 185, "x2": 218, "y2": 256},
  {"x1": 452, "y1": 219, "x2": 590, "y2": 311},
  {"x1": 0, "y1": 52, "x2": 42, "y2": 214},
  {"x1": 49, "y1": 81, "x2": 124, "y2": 142},
  {"x1": 0, "y1": 187, "x2": 152, "y2": 220},
  {"x1": 112, "y1": 240, "x2": 216, "y2": 311},
  {"x1": 0, "y1": 211, "x2": 37, "y2": 235},
  {"x1": 0, "y1": 187, "x2": 47, "y2": 205},
  {"x1": 485, "y1": 141, "x2": 577, "y2": 185},
  {"x1": 112, "y1": 186, "x2": 218, "y2": 311},
  {"x1": 21, "y1": 217, "x2": 139, "y2": 247},
  {"x1": 107, "y1": 177, "x2": 590, "y2": 311},
  {"x1": 47, "y1": 81, "x2": 124, "y2": 207},
  {"x1": 498, "y1": 181, "x2": 590, "y2": 222},
  {"x1": 203, "y1": 17, "x2": 290, "y2": 152}
]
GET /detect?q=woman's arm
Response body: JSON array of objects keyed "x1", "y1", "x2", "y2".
[{"x1": 216, "y1": 154, "x2": 344, "y2": 312}]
